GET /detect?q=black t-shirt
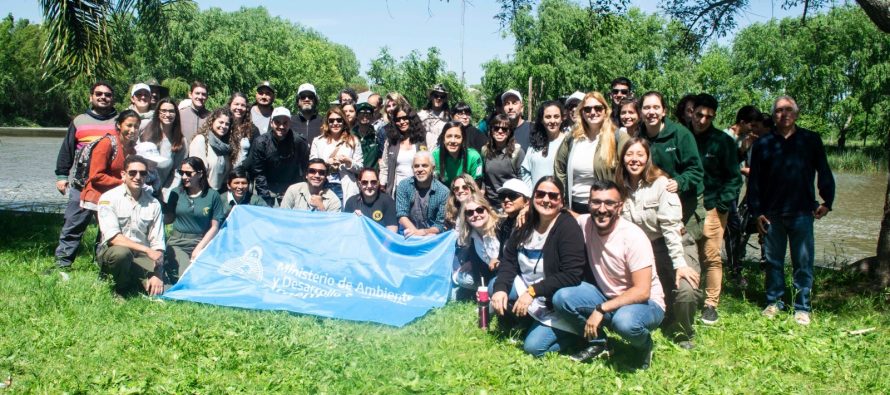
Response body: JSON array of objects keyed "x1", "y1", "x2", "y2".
[{"x1": 343, "y1": 192, "x2": 398, "y2": 228}]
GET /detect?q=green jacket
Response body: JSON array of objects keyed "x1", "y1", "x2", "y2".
[
  {"x1": 694, "y1": 126, "x2": 742, "y2": 212},
  {"x1": 553, "y1": 129, "x2": 630, "y2": 205},
  {"x1": 642, "y1": 119, "x2": 704, "y2": 222},
  {"x1": 352, "y1": 126, "x2": 381, "y2": 170}
]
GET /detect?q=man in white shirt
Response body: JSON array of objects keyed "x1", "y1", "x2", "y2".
[{"x1": 96, "y1": 156, "x2": 165, "y2": 296}]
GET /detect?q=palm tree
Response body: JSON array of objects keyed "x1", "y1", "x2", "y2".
[{"x1": 38, "y1": 0, "x2": 184, "y2": 83}]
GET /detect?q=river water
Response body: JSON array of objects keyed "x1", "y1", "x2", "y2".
[{"x1": 0, "y1": 135, "x2": 883, "y2": 266}]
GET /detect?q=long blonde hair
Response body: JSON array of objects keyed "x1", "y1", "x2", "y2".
[
  {"x1": 571, "y1": 91, "x2": 619, "y2": 168},
  {"x1": 456, "y1": 194, "x2": 500, "y2": 247},
  {"x1": 445, "y1": 174, "x2": 484, "y2": 230}
]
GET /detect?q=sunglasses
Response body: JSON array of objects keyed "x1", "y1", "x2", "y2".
[
  {"x1": 533, "y1": 190, "x2": 560, "y2": 200},
  {"x1": 455, "y1": 110, "x2": 471, "y2": 116},
  {"x1": 360, "y1": 180, "x2": 379, "y2": 186},
  {"x1": 498, "y1": 191, "x2": 522, "y2": 201},
  {"x1": 328, "y1": 117, "x2": 344, "y2": 124},
  {"x1": 611, "y1": 89, "x2": 630, "y2": 95},
  {"x1": 452, "y1": 184, "x2": 471, "y2": 193},
  {"x1": 464, "y1": 206, "x2": 486, "y2": 217},
  {"x1": 491, "y1": 126, "x2": 510, "y2": 133},
  {"x1": 307, "y1": 168, "x2": 328, "y2": 176},
  {"x1": 127, "y1": 170, "x2": 148, "y2": 177},
  {"x1": 431, "y1": 93, "x2": 446, "y2": 100},
  {"x1": 394, "y1": 116, "x2": 410, "y2": 123},
  {"x1": 359, "y1": 110, "x2": 373, "y2": 115},
  {"x1": 177, "y1": 169, "x2": 199, "y2": 177},
  {"x1": 582, "y1": 105, "x2": 605, "y2": 114},
  {"x1": 93, "y1": 91, "x2": 113, "y2": 98},
  {"x1": 299, "y1": 94, "x2": 315, "y2": 100},
  {"x1": 589, "y1": 199, "x2": 620, "y2": 209}
]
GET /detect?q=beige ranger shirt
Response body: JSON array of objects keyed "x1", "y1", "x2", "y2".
[
  {"x1": 280, "y1": 182, "x2": 342, "y2": 212},
  {"x1": 97, "y1": 184, "x2": 165, "y2": 251},
  {"x1": 621, "y1": 176, "x2": 687, "y2": 269}
]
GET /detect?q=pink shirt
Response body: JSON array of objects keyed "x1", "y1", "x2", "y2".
[{"x1": 577, "y1": 215, "x2": 666, "y2": 311}]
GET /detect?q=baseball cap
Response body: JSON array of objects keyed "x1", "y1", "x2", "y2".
[
  {"x1": 256, "y1": 81, "x2": 275, "y2": 93},
  {"x1": 497, "y1": 178, "x2": 531, "y2": 199},
  {"x1": 130, "y1": 83, "x2": 151, "y2": 96},
  {"x1": 501, "y1": 89, "x2": 523, "y2": 103},
  {"x1": 565, "y1": 91, "x2": 585, "y2": 106},
  {"x1": 297, "y1": 83, "x2": 317, "y2": 97},
  {"x1": 271, "y1": 106, "x2": 291, "y2": 119}
]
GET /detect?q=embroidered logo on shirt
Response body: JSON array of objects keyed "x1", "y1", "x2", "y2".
[
  {"x1": 372, "y1": 210, "x2": 383, "y2": 221},
  {"x1": 665, "y1": 147, "x2": 677, "y2": 152},
  {"x1": 203, "y1": 207, "x2": 210, "y2": 216}
]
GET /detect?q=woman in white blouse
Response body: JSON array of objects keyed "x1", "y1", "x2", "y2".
[{"x1": 310, "y1": 106, "x2": 363, "y2": 203}]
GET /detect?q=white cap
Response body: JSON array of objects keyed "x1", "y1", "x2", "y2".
[
  {"x1": 501, "y1": 89, "x2": 523, "y2": 103},
  {"x1": 497, "y1": 178, "x2": 531, "y2": 198},
  {"x1": 297, "y1": 83, "x2": 317, "y2": 97},
  {"x1": 130, "y1": 83, "x2": 151, "y2": 96},
  {"x1": 271, "y1": 106, "x2": 291, "y2": 119},
  {"x1": 134, "y1": 141, "x2": 165, "y2": 166},
  {"x1": 566, "y1": 91, "x2": 585, "y2": 105}
]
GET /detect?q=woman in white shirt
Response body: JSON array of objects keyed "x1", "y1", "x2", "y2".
[
  {"x1": 310, "y1": 106, "x2": 363, "y2": 203},
  {"x1": 521, "y1": 100, "x2": 566, "y2": 189}
]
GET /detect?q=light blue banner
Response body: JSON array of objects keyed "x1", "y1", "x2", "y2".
[{"x1": 163, "y1": 205, "x2": 456, "y2": 327}]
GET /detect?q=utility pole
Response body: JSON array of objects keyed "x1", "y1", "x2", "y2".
[{"x1": 460, "y1": 0, "x2": 466, "y2": 85}]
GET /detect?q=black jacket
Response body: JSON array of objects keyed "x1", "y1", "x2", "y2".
[
  {"x1": 290, "y1": 111, "x2": 321, "y2": 149},
  {"x1": 493, "y1": 212, "x2": 586, "y2": 298},
  {"x1": 249, "y1": 130, "x2": 309, "y2": 205}
]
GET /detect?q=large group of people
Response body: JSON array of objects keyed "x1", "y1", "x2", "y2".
[{"x1": 48, "y1": 77, "x2": 835, "y2": 370}]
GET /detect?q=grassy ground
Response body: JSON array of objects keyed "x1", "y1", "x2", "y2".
[
  {"x1": 824, "y1": 143, "x2": 887, "y2": 173},
  {"x1": 1, "y1": 211, "x2": 888, "y2": 393}
]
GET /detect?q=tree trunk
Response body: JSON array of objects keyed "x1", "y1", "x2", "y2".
[
  {"x1": 873, "y1": 168, "x2": 890, "y2": 287},
  {"x1": 837, "y1": 114, "x2": 852, "y2": 150},
  {"x1": 856, "y1": 0, "x2": 890, "y2": 33}
]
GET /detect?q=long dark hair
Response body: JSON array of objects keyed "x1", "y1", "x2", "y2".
[
  {"x1": 181, "y1": 156, "x2": 210, "y2": 191},
  {"x1": 145, "y1": 97, "x2": 184, "y2": 152},
  {"x1": 385, "y1": 103, "x2": 425, "y2": 145},
  {"x1": 531, "y1": 100, "x2": 563, "y2": 157},
  {"x1": 227, "y1": 92, "x2": 256, "y2": 165},
  {"x1": 483, "y1": 114, "x2": 517, "y2": 160},
  {"x1": 674, "y1": 93, "x2": 696, "y2": 129},
  {"x1": 115, "y1": 109, "x2": 139, "y2": 155},
  {"x1": 513, "y1": 176, "x2": 565, "y2": 244},
  {"x1": 436, "y1": 121, "x2": 470, "y2": 181}
]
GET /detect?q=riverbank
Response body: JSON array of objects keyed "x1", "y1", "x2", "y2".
[
  {"x1": 0, "y1": 210, "x2": 887, "y2": 392},
  {"x1": 825, "y1": 144, "x2": 887, "y2": 173}
]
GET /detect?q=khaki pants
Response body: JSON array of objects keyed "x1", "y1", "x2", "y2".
[
  {"x1": 698, "y1": 209, "x2": 727, "y2": 307},
  {"x1": 98, "y1": 245, "x2": 157, "y2": 294},
  {"x1": 653, "y1": 238, "x2": 702, "y2": 342},
  {"x1": 165, "y1": 231, "x2": 202, "y2": 284}
]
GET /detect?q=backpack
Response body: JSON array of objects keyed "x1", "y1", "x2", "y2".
[{"x1": 72, "y1": 134, "x2": 118, "y2": 189}]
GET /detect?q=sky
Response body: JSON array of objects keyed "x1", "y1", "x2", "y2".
[{"x1": 2, "y1": 1, "x2": 804, "y2": 85}]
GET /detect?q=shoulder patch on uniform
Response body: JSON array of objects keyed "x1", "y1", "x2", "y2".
[{"x1": 98, "y1": 200, "x2": 111, "y2": 205}]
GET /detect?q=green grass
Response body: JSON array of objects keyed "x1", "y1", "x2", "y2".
[
  {"x1": 1, "y1": 211, "x2": 888, "y2": 393},
  {"x1": 824, "y1": 144, "x2": 887, "y2": 173}
]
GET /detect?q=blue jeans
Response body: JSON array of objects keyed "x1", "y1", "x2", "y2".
[
  {"x1": 55, "y1": 188, "x2": 94, "y2": 266},
  {"x1": 764, "y1": 215, "x2": 815, "y2": 312},
  {"x1": 553, "y1": 282, "x2": 664, "y2": 350},
  {"x1": 488, "y1": 277, "x2": 577, "y2": 357}
]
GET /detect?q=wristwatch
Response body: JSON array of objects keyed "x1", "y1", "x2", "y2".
[
  {"x1": 527, "y1": 285, "x2": 536, "y2": 298},
  {"x1": 595, "y1": 304, "x2": 606, "y2": 314}
]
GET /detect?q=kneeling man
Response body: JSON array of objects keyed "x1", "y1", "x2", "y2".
[
  {"x1": 553, "y1": 180, "x2": 665, "y2": 369},
  {"x1": 96, "y1": 156, "x2": 165, "y2": 296}
]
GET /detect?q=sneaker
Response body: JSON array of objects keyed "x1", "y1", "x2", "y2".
[
  {"x1": 678, "y1": 340, "x2": 695, "y2": 350},
  {"x1": 568, "y1": 343, "x2": 610, "y2": 362},
  {"x1": 762, "y1": 304, "x2": 780, "y2": 319},
  {"x1": 701, "y1": 305, "x2": 719, "y2": 325},
  {"x1": 42, "y1": 264, "x2": 71, "y2": 281},
  {"x1": 640, "y1": 349, "x2": 654, "y2": 370},
  {"x1": 794, "y1": 311, "x2": 811, "y2": 326}
]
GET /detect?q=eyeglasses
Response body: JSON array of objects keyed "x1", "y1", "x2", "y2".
[
  {"x1": 394, "y1": 116, "x2": 410, "y2": 123},
  {"x1": 464, "y1": 206, "x2": 486, "y2": 217},
  {"x1": 178, "y1": 169, "x2": 200, "y2": 177},
  {"x1": 452, "y1": 184, "x2": 471, "y2": 193},
  {"x1": 358, "y1": 110, "x2": 373, "y2": 115},
  {"x1": 327, "y1": 117, "x2": 344, "y2": 124},
  {"x1": 611, "y1": 89, "x2": 630, "y2": 95},
  {"x1": 127, "y1": 170, "x2": 148, "y2": 177},
  {"x1": 307, "y1": 168, "x2": 328, "y2": 176},
  {"x1": 533, "y1": 190, "x2": 560, "y2": 200},
  {"x1": 360, "y1": 180, "x2": 379, "y2": 186},
  {"x1": 491, "y1": 126, "x2": 510, "y2": 133},
  {"x1": 498, "y1": 191, "x2": 522, "y2": 201},
  {"x1": 159, "y1": 109, "x2": 176, "y2": 114},
  {"x1": 582, "y1": 105, "x2": 605, "y2": 114},
  {"x1": 589, "y1": 199, "x2": 621, "y2": 209},
  {"x1": 93, "y1": 91, "x2": 113, "y2": 98}
]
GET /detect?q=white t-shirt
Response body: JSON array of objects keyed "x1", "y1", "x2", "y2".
[
  {"x1": 394, "y1": 145, "x2": 417, "y2": 188},
  {"x1": 517, "y1": 221, "x2": 555, "y2": 285},
  {"x1": 570, "y1": 136, "x2": 598, "y2": 204}
]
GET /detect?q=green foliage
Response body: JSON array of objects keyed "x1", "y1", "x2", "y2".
[
  {"x1": 368, "y1": 47, "x2": 484, "y2": 118},
  {"x1": 0, "y1": 6, "x2": 362, "y2": 126},
  {"x1": 1, "y1": 210, "x2": 888, "y2": 392}
]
